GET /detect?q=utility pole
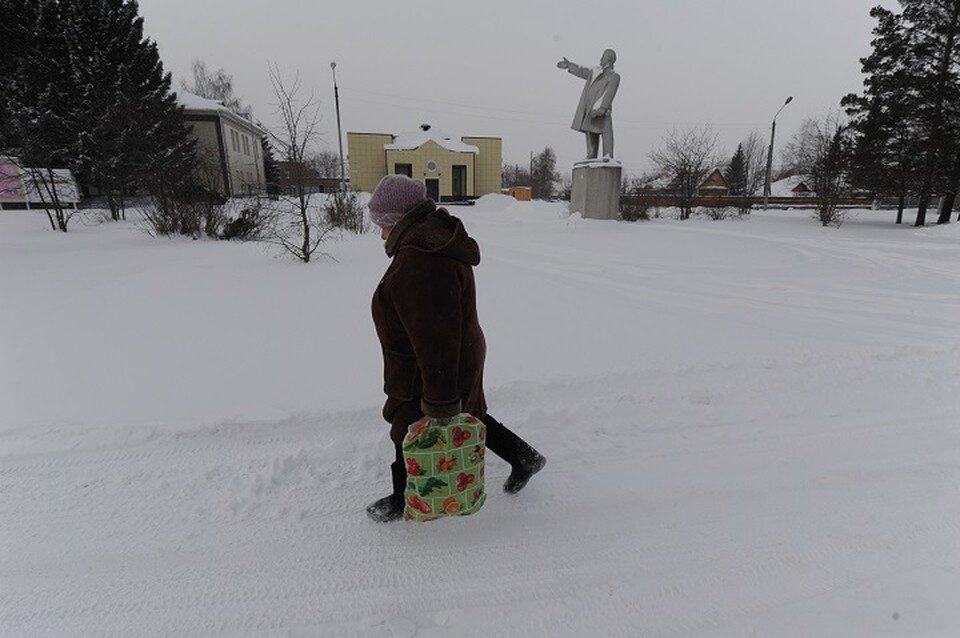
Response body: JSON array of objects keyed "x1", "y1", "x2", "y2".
[
  {"x1": 764, "y1": 96, "x2": 793, "y2": 210},
  {"x1": 330, "y1": 62, "x2": 346, "y2": 192}
]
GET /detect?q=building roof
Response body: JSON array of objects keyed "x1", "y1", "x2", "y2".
[
  {"x1": 770, "y1": 175, "x2": 814, "y2": 197},
  {"x1": 384, "y1": 128, "x2": 479, "y2": 154},
  {"x1": 699, "y1": 168, "x2": 729, "y2": 190},
  {"x1": 176, "y1": 90, "x2": 265, "y2": 135}
]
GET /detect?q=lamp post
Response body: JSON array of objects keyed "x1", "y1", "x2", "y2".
[
  {"x1": 763, "y1": 95, "x2": 793, "y2": 210},
  {"x1": 330, "y1": 62, "x2": 346, "y2": 192}
]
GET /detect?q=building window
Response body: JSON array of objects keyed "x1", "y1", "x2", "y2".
[
  {"x1": 243, "y1": 135, "x2": 250, "y2": 156},
  {"x1": 394, "y1": 163, "x2": 413, "y2": 177}
]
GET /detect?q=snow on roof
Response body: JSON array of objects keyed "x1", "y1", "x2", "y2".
[
  {"x1": 176, "y1": 90, "x2": 229, "y2": 112},
  {"x1": 384, "y1": 129, "x2": 479, "y2": 154},
  {"x1": 770, "y1": 175, "x2": 813, "y2": 197},
  {"x1": 176, "y1": 90, "x2": 265, "y2": 134}
]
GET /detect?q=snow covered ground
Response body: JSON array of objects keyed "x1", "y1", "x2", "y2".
[{"x1": 2, "y1": 197, "x2": 959, "y2": 637}]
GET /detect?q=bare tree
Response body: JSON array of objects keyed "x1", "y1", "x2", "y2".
[
  {"x1": 740, "y1": 130, "x2": 767, "y2": 211},
  {"x1": 649, "y1": 125, "x2": 719, "y2": 220},
  {"x1": 181, "y1": 60, "x2": 251, "y2": 118},
  {"x1": 310, "y1": 150, "x2": 342, "y2": 179},
  {"x1": 530, "y1": 146, "x2": 559, "y2": 200},
  {"x1": 782, "y1": 114, "x2": 850, "y2": 227},
  {"x1": 264, "y1": 64, "x2": 330, "y2": 263},
  {"x1": 26, "y1": 165, "x2": 77, "y2": 232},
  {"x1": 501, "y1": 163, "x2": 530, "y2": 188}
]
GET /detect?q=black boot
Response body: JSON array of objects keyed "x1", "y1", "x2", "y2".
[
  {"x1": 366, "y1": 494, "x2": 404, "y2": 522},
  {"x1": 483, "y1": 413, "x2": 547, "y2": 494},
  {"x1": 367, "y1": 451, "x2": 408, "y2": 522},
  {"x1": 503, "y1": 445, "x2": 546, "y2": 494}
]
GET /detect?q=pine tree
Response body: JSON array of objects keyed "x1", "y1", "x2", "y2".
[
  {"x1": 0, "y1": 0, "x2": 43, "y2": 150},
  {"x1": 843, "y1": 6, "x2": 923, "y2": 224},
  {"x1": 262, "y1": 135, "x2": 279, "y2": 195},
  {"x1": 726, "y1": 144, "x2": 748, "y2": 196},
  {"x1": 899, "y1": 0, "x2": 960, "y2": 226},
  {"x1": 5, "y1": 0, "x2": 79, "y2": 230},
  {"x1": 63, "y1": 0, "x2": 196, "y2": 221}
]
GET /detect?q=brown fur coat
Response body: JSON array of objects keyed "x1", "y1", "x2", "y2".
[{"x1": 371, "y1": 199, "x2": 487, "y2": 441}]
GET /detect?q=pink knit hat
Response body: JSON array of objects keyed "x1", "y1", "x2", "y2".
[{"x1": 368, "y1": 174, "x2": 429, "y2": 228}]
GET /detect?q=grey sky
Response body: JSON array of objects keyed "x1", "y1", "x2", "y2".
[{"x1": 139, "y1": 0, "x2": 895, "y2": 178}]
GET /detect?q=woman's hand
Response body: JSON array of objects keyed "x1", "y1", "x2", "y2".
[{"x1": 408, "y1": 415, "x2": 451, "y2": 434}]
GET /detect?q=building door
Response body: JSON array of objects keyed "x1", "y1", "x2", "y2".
[
  {"x1": 426, "y1": 178, "x2": 440, "y2": 202},
  {"x1": 452, "y1": 165, "x2": 467, "y2": 199}
]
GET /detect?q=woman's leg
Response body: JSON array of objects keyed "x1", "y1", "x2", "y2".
[{"x1": 483, "y1": 413, "x2": 546, "y2": 493}]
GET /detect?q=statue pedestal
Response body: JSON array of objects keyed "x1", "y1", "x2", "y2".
[{"x1": 570, "y1": 160, "x2": 621, "y2": 220}]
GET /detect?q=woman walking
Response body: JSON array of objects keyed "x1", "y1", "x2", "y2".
[{"x1": 366, "y1": 174, "x2": 546, "y2": 522}]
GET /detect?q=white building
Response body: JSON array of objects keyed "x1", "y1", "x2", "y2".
[{"x1": 178, "y1": 91, "x2": 266, "y2": 197}]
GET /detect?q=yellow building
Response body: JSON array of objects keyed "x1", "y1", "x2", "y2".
[{"x1": 348, "y1": 125, "x2": 502, "y2": 201}]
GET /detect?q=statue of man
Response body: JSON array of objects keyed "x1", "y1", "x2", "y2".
[{"x1": 557, "y1": 49, "x2": 621, "y2": 160}]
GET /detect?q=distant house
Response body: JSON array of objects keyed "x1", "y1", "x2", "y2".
[
  {"x1": 697, "y1": 168, "x2": 730, "y2": 197},
  {"x1": 347, "y1": 124, "x2": 502, "y2": 201},
  {"x1": 770, "y1": 175, "x2": 815, "y2": 198},
  {"x1": 0, "y1": 157, "x2": 81, "y2": 211},
  {"x1": 637, "y1": 168, "x2": 731, "y2": 197},
  {"x1": 275, "y1": 160, "x2": 344, "y2": 194},
  {"x1": 178, "y1": 91, "x2": 266, "y2": 197}
]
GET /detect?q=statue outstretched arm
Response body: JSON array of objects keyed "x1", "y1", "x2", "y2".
[{"x1": 557, "y1": 57, "x2": 590, "y2": 80}]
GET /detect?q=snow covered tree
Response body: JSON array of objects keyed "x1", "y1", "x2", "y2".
[
  {"x1": 62, "y1": 0, "x2": 197, "y2": 221},
  {"x1": 4, "y1": 0, "x2": 79, "y2": 230},
  {"x1": 3, "y1": 0, "x2": 197, "y2": 228},
  {"x1": 0, "y1": 0, "x2": 43, "y2": 151}
]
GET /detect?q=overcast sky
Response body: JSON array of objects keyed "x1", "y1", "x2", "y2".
[{"x1": 139, "y1": 0, "x2": 896, "y2": 178}]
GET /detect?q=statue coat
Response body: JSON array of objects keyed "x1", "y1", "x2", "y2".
[{"x1": 566, "y1": 63, "x2": 621, "y2": 135}]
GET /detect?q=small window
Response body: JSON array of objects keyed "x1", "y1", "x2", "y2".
[
  {"x1": 394, "y1": 163, "x2": 413, "y2": 177},
  {"x1": 243, "y1": 136, "x2": 250, "y2": 155}
]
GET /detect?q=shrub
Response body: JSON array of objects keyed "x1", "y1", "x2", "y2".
[
  {"x1": 620, "y1": 197, "x2": 650, "y2": 222},
  {"x1": 325, "y1": 190, "x2": 368, "y2": 234},
  {"x1": 222, "y1": 201, "x2": 267, "y2": 240}
]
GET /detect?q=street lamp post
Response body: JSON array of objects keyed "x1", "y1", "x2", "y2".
[
  {"x1": 763, "y1": 96, "x2": 793, "y2": 210},
  {"x1": 330, "y1": 62, "x2": 346, "y2": 192}
]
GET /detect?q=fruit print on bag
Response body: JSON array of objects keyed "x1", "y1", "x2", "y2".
[{"x1": 402, "y1": 413, "x2": 486, "y2": 522}]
